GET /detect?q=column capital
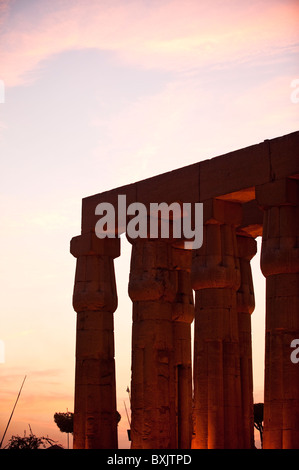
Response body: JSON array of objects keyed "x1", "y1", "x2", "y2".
[
  {"x1": 128, "y1": 238, "x2": 177, "y2": 303},
  {"x1": 236, "y1": 235, "x2": 256, "y2": 316},
  {"x1": 71, "y1": 234, "x2": 119, "y2": 314},
  {"x1": 70, "y1": 232, "x2": 120, "y2": 259},
  {"x1": 191, "y1": 222, "x2": 240, "y2": 291},
  {"x1": 237, "y1": 235, "x2": 257, "y2": 261},
  {"x1": 171, "y1": 247, "x2": 194, "y2": 324},
  {"x1": 260, "y1": 205, "x2": 299, "y2": 278}
]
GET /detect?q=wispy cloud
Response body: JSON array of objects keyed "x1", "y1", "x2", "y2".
[
  {"x1": 1, "y1": 0, "x2": 298, "y2": 86},
  {"x1": 0, "y1": 368, "x2": 73, "y2": 411},
  {"x1": 0, "y1": 0, "x2": 10, "y2": 27}
]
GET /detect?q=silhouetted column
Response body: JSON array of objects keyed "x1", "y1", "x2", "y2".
[
  {"x1": 128, "y1": 237, "x2": 177, "y2": 449},
  {"x1": 191, "y1": 201, "x2": 242, "y2": 449},
  {"x1": 70, "y1": 233, "x2": 120, "y2": 449},
  {"x1": 257, "y1": 178, "x2": 299, "y2": 449},
  {"x1": 172, "y1": 246, "x2": 194, "y2": 449},
  {"x1": 237, "y1": 235, "x2": 257, "y2": 449}
]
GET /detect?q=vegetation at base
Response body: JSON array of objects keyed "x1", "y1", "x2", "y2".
[{"x1": 5, "y1": 431, "x2": 57, "y2": 449}]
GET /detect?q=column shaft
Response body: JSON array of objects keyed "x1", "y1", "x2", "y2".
[
  {"x1": 172, "y1": 247, "x2": 194, "y2": 449},
  {"x1": 71, "y1": 234, "x2": 120, "y2": 449},
  {"x1": 237, "y1": 235, "x2": 257, "y2": 449},
  {"x1": 128, "y1": 239, "x2": 177, "y2": 449},
  {"x1": 191, "y1": 221, "x2": 242, "y2": 448}
]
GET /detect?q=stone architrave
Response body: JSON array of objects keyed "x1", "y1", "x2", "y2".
[{"x1": 70, "y1": 233, "x2": 120, "y2": 449}]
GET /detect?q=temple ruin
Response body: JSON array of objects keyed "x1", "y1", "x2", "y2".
[{"x1": 70, "y1": 130, "x2": 299, "y2": 449}]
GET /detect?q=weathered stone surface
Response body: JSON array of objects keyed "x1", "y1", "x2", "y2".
[
  {"x1": 256, "y1": 178, "x2": 299, "y2": 209},
  {"x1": 268, "y1": 132, "x2": 299, "y2": 180},
  {"x1": 202, "y1": 199, "x2": 243, "y2": 225},
  {"x1": 128, "y1": 238, "x2": 177, "y2": 449},
  {"x1": 237, "y1": 235, "x2": 257, "y2": 449},
  {"x1": 171, "y1": 247, "x2": 194, "y2": 449},
  {"x1": 71, "y1": 235, "x2": 120, "y2": 449},
  {"x1": 136, "y1": 163, "x2": 200, "y2": 208},
  {"x1": 191, "y1": 221, "x2": 241, "y2": 291},
  {"x1": 128, "y1": 240, "x2": 194, "y2": 449},
  {"x1": 191, "y1": 216, "x2": 243, "y2": 449},
  {"x1": 199, "y1": 141, "x2": 270, "y2": 201},
  {"x1": 71, "y1": 232, "x2": 121, "y2": 257}
]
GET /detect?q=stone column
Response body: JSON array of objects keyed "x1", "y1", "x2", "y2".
[
  {"x1": 237, "y1": 235, "x2": 257, "y2": 449},
  {"x1": 128, "y1": 237, "x2": 178, "y2": 449},
  {"x1": 70, "y1": 233, "x2": 120, "y2": 449},
  {"x1": 191, "y1": 201, "x2": 242, "y2": 449},
  {"x1": 257, "y1": 178, "x2": 299, "y2": 449},
  {"x1": 172, "y1": 246, "x2": 194, "y2": 449}
]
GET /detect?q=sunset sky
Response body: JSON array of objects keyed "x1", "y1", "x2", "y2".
[{"x1": 0, "y1": 0, "x2": 298, "y2": 449}]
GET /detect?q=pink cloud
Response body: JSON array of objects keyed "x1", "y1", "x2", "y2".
[{"x1": 1, "y1": 0, "x2": 298, "y2": 86}]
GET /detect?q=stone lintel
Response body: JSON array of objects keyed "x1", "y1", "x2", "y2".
[
  {"x1": 199, "y1": 142, "x2": 270, "y2": 201},
  {"x1": 268, "y1": 131, "x2": 299, "y2": 180},
  {"x1": 256, "y1": 178, "x2": 299, "y2": 208},
  {"x1": 80, "y1": 131, "x2": 299, "y2": 234},
  {"x1": 136, "y1": 163, "x2": 200, "y2": 207},
  {"x1": 81, "y1": 183, "x2": 137, "y2": 235}
]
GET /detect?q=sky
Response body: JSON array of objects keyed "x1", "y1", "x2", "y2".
[{"x1": 0, "y1": 0, "x2": 298, "y2": 450}]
